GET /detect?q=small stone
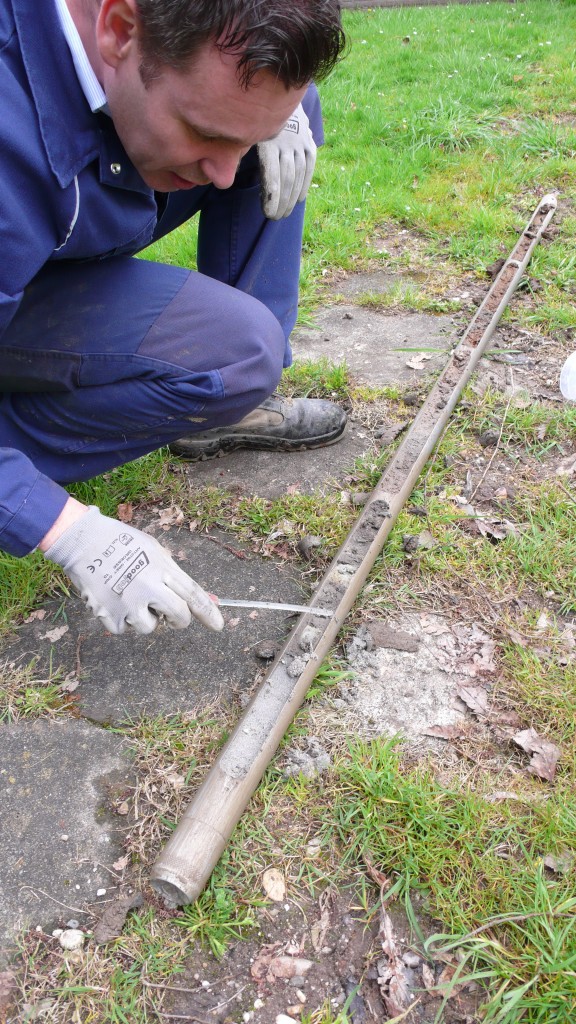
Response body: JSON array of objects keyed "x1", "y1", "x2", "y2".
[
  {"x1": 289, "y1": 976, "x2": 306, "y2": 987},
  {"x1": 276, "y1": 1016, "x2": 299, "y2": 1024},
  {"x1": 66, "y1": 919, "x2": 80, "y2": 929},
  {"x1": 52, "y1": 929, "x2": 63, "y2": 938},
  {"x1": 402, "y1": 951, "x2": 421, "y2": 968},
  {"x1": 59, "y1": 929, "x2": 85, "y2": 951},
  {"x1": 60, "y1": 834, "x2": 69, "y2": 841},
  {"x1": 402, "y1": 392, "x2": 420, "y2": 406},
  {"x1": 479, "y1": 429, "x2": 500, "y2": 448},
  {"x1": 254, "y1": 641, "x2": 277, "y2": 661},
  {"x1": 297, "y1": 535, "x2": 323, "y2": 560},
  {"x1": 96, "y1": 888, "x2": 107, "y2": 897},
  {"x1": 254, "y1": 999, "x2": 265, "y2": 1010}
]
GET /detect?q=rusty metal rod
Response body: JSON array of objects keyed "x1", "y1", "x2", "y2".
[{"x1": 151, "y1": 194, "x2": 556, "y2": 905}]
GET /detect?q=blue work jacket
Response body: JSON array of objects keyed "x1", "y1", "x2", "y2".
[{"x1": 0, "y1": 0, "x2": 161, "y2": 556}]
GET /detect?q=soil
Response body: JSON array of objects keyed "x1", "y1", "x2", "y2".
[{"x1": 159, "y1": 894, "x2": 482, "y2": 1024}]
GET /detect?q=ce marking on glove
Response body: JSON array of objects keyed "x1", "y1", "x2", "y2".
[{"x1": 87, "y1": 558, "x2": 103, "y2": 573}]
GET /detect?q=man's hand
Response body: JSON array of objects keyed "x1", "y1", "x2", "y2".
[
  {"x1": 44, "y1": 506, "x2": 224, "y2": 635},
  {"x1": 257, "y1": 103, "x2": 317, "y2": 220}
]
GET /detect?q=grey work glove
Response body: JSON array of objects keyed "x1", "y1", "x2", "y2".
[
  {"x1": 44, "y1": 506, "x2": 224, "y2": 635},
  {"x1": 257, "y1": 103, "x2": 317, "y2": 220}
]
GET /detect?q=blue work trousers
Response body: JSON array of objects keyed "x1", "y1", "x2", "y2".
[{"x1": 0, "y1": 87, "x2": 321, "y2": 485}]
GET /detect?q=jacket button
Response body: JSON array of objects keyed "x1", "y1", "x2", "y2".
[{"x1": 110, "y1": 163, "x2": 122, "y2": 175}]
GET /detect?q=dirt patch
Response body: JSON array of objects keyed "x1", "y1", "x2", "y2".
[{"x1": 160, "y1": 893, "x2": 482, "y2": 1024}]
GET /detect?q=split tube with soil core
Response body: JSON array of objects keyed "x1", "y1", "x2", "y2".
[{"x1": 151, "y1": 194, "x2": 557, "y2": 905}]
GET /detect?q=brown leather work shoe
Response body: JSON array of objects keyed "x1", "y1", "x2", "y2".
[{"x1": 169, "y1": 395, "x2": 347, "y2": 462}]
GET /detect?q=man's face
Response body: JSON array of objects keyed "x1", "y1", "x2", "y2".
[{"x1": 97, "y1": 11, "x2": 307, "y2": 193}]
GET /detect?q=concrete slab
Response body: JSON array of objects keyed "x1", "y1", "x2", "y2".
[
  {"x1": 291, "y1": 304, "x2": 454, "y2": 384},
  {"x1": 183, "y1": 417, "x2": 373, "y2": 498},
  {"x1": 0, "y1": 719, "x2": 131, "y2": 955},
  {"x1": 0, "y1": 528, "x2": 305, "y2": 726}
]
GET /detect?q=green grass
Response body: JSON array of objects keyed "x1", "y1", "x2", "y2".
[
  {"x1": 139, "y1": 3, "x2": 576, "y2": 329},
  {"x1": 326, "y1": 739, "x2": 576, "y2": 1024},
  {"x1": 0, "y1": 658, "x2": 74, "y2": 722},
  {"x1": 305, "y1": 0, "x2": 576, "y2": 324}
]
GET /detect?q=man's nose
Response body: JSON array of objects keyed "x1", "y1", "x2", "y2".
[{"x1": 200, "y1": 146, "x2": 247, "y2": 190}]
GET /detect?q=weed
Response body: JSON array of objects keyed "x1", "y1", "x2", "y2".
[
  {"x1": 0, "y1": 659, "x2": 73, "y2": 722},
  {"x1": 174, "y1": 885, "x2": 257, "y2": 958}
]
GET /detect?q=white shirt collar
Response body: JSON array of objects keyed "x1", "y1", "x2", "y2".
[{"x1": 54, "y1": 0, "x2": 108, "y2": 113}]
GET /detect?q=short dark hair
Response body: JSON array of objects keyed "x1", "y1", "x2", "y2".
[{"x1": 135, "y1": 0, "x2": 346, "y2": 88}]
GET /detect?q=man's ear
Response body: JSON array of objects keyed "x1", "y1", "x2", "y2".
[{"x1": 96, "y1": 0, "x2": 140, "y2": 68}]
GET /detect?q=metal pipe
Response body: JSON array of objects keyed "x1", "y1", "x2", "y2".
[{"x1": 151, "y1": 194, "x2": 556, "y2": 905}]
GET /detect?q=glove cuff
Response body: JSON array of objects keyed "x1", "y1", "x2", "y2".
[{"x1": 44, "y1": 506, "x2": 101, "y2": 568}]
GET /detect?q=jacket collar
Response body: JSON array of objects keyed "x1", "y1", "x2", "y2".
[{"x1": 12, "y1": 0, "x2": 150, "y2": 195}]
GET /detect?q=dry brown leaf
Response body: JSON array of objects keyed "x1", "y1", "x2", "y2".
[
  {"x1": 165, "y1": 772, "x2": 185, "y2": 790},
  {"x1": 457, "y1": 685, "x2": 490, "y2": 718},
  {"x1": 424, "y1": 724, "x2": 466, "y2": 741},
  {"x1": 23, "y1": 609, "x2": 46, "y2": 623},
  {"x1": 377, "y1": 909, "x2": 413, "y2": 1016},
  {"x1": 476, "y1": 518, "x2": 517, "y2": 541},
  {"x1": 421, "y1": 963, "x2": 436, "y2": 991},
  {"x1": 451, "y1": 495, "x2": 477, "y2": 517},
  {"x1": 112, "y1": 855, "x2": 129, "y2": 871},
  {"x1": 556, "y1": 453, "x2": 576, "y2": 477},
  {"x1": 251, "y1": 945, "x2": 313, "y2": 986},
  {"x1": 262, "y1": 868, "x2": 286, "y2": 902},
  {"x1": 512, "y1": 728, "x2": 561, "y2": 782},
  {"x1": 157, "y1": 505, "x2": 185, "y2": 529},
  {"x1": 406, "y1": 352, "x2": 433, "y2": 370},
  {"x1": 505, "y1": 625, "x2": 524, "y2": 645},
  {"x1": 250, "y1": 943, "x2": 282, "y2": 982},
  {"x1": 543, "y1": 850, "x2": 574, "y2": 875},
  {"x1": 310, "y1": 906, "x2": 331, "y2": 953},
  {"x1": 363, "y1": 854, "x2": 392, "y2": 891},
  {"x1": 60, "y1": 677, "x2": 80, "y2": 694},
  {"x1": 116, "y1": 502, "x2": 134, "y2": 523},
  {"x1": 437, "y1": 962, "x2": 464, "y2": 997},
  {"x1": 490, "y1": 708, "x2": 522, "y2": 729},
  {"x1": 40, "y1": 625, "x2": 69, "y2": 643}
]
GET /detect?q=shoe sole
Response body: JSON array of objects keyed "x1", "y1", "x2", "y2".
[{"x1": 170, "y1": 422, "x2": 347, "y2": 463}]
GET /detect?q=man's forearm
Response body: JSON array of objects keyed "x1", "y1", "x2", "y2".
[{"x1": 38, "y1": 496, "x2": 88, "y2": 552}]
